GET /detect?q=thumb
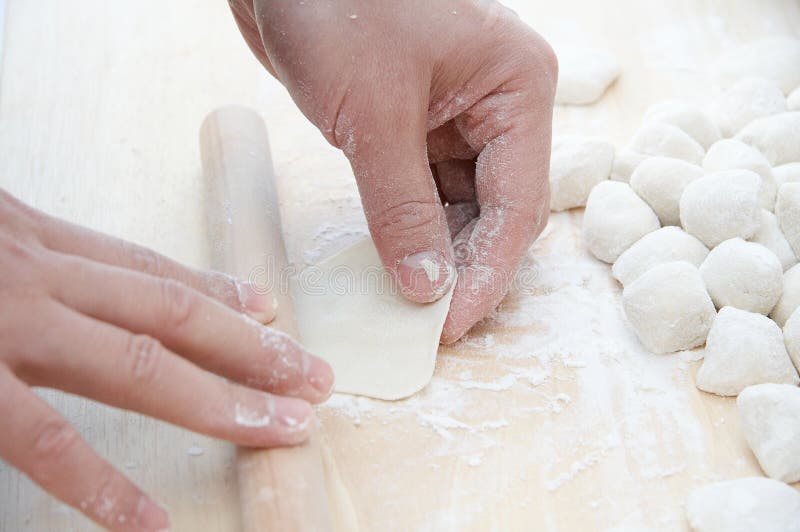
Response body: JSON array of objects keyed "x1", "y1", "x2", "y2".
[{"x1": 339, "y1": 96, "x2": 455, "y2": 304}]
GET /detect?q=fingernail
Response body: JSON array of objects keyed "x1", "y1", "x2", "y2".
[
  {"x1": 136, "y1": 496, "x2": 170, "y2": 531},
  {"x1": 397, "y1": 251, "x2": 455, "y2": 303},
  {"x1": 276, "y1": 397, "x2": 313, "y2": 432},
  {"x1": 303, "y1": 351, "x2": 335, "y2": 399},
  {"x1": 237, "y1": 281, "x2": 277, "y2": 323}
]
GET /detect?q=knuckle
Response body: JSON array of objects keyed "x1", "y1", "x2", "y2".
[
  {"x1": 368, "y1": 200, "x2": 443, "y2": 242},
  {"x1": 125, "y1": 241, "x2": 163, "y2": 277},
  {"x1": 126, "y1": 334, "x2": 164, "y2": 385},
  {"x1": 158, "y1": 279, "x2": 196, "y2": 331}
]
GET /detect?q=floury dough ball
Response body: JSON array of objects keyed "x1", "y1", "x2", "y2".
[
  {"x1": 713, "y1": 77, "x2": 787, "y2": 137},
  {"x1": 621, "y1": 261, "x2": 715, "y2": 354},
  {"x1": 628, "y1": 122, "x2": 705, "y2": 165},
  {"x1": 610, "y1": 150, "x2": 647, "y2": 183},
  {"x1": 686, "y1": 477, "x2": 800, "y2": 532},
  {"x1": 554, "y1": 47, "x2": 620, "y2": 105},
  {"x1": 770, "y1": 263, "x2": 800, "y2": 327},
  {"x1": 548, "y1": 135, "x2": 614, "y2": 211},
  {"x1": 775, "y1": 183, "x2": 800, "y2": 257},
  {"x1": 643, "y1": 100, "x2": 721, "y2": 149},
  {"x1": 696, "y1": 306, "x2": 798, "y2": 396},
  {"x1": 783, "y1": 307, "x2": 800, "y2": 370},
  {"x1": 679, "y1": 170, "x2": 762, "y2": 248},
  {"x1": 750, "y1": 210, "x2": 797, "y2": 271},
  {"x1": 702, "y1": 139, "x2": 777, "y2": 210},
  {"x1": 629, "y1": 156, "x2": 704, "y2": 226},
  {"x1": 735, "y1": 112, "x2": 800, "y2": 166},
  {"x1": 699, "y1": 238, "x2": 782, "y2": 314},
  {"x1": 582, "y1": 181, "x2": 660, "y2": 263},
  {"x1": 738, "y1": 383, "x2": 800, "y2": 483},
  {"x1": 774, "y1": 162, "x2": 800, "y2": 188},
  {"x1": 612, "y1": 226, "x2": 709, "y2": 286}
]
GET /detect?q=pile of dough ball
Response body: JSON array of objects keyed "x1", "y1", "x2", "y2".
[{"x1": 552, "y1": 36, "x2": 800, "y2": 531}]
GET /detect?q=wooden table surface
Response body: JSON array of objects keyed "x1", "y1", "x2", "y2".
[{"x1": 1, "y1": 1, "x2": 799, "y2": 530}]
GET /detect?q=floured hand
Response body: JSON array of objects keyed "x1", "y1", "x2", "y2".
[
  {"x1": 0, "y1": 190, "x2": 333, "y2": 531},
  {"x1": 231, "y1": 0, "x2": 557, "y2": 342}
]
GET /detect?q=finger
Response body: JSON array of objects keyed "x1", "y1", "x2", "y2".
[
  {"x1": 445, "y1": 202, "x2": 479, "y2": 239},
  {"x1": 427, "y1": 121, "x2": 478, "y2": 163},
  {"x1": 0, "y1": 367, "x2": 170, "y2": 531},
  {"x1": 19, "y1": 305, "x2": 314, "y2": 448},
  {"x1": 343, "y1": 86, "x2": 456, "y2": 303},
  {"x1": 434, "y1": 159, "x2": 477, "y2": 203},
  {"x1": 442, "y1": 55, "x2": 556, "y2": 343},
  {"x1": 37, "y1": 214, "x2": 277, "y2": 323},
  {"x1": 49, "y1": 254, "x2": 333, "y2": 403}
]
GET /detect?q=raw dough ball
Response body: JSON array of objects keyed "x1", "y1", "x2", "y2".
[
  {"x1": 554, "y1": 47, "x2": 620, "y2": 105},
  {"x1": 582, "y1": 181, "x2": 660, "y2": 263},
  {"x1": 696, "y1": 306, "x2": 799, "y2": 396},
  {"x1": 679, "y1": 170, "x2": 762, "y2": 248},
  {"x1": 548, "y1": 135, "x2": 614, "y2": 211},
  {"x1": 750, "y1": 210, "x2": 797, "y2": 271},
  {"x1": 775, "y1": 182, "x2": 800, "y2": 256},
  {"x1": 612, "y1": 227, "x2": 709, "y2": 286},
  {"x1": 686, "y1": 477, "x2": 800, "y2": 532},
  {"x1": 713, "y1": 77, "x2": 787, "y2": 137},
  {"x1": 771, "y1": 263, "x2": 800, "y2": 327},
  {"x1": 610, "y1": 150, "x2": 647, "y2": 183},
  {"x1": 643, "y1": 100, "x2": 721, "y2": 149},
  {"x1": 629, "y1": 156, "x2": 704, "y2": 226},
  {"x1": 628, "y1": 122, "x2": 704, "y2": 165},
  {"x1": 699, "y1": 238, "x2": 782, "y2": 314},
  {"x1": 783, "y1": 306, "x2": 800, "y2": 370},
  {"x1": 715, "y1": 36, "x2": 800, "y2": 94},
  {"x1": 702, "y1": 139, "x2": 777, "y2": 210},
  {"x1": 738, "y1": 383, "x2": 800, "y2": 483},
  {"x1": 622, "y1": 261, "x2": 715, "y2": 354},
  {"x1": 735, "y1": 112, "x2": 800, "y2": 166},
  {"x1": 789, "y1": 86, "x2": 800, "y2": 111},
  {"x1": 774, "y1": 162, "x2": 800, "y2": 188}
]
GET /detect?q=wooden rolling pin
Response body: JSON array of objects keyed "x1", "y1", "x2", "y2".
[{"x1": 200, "y1": 106, "x2": 335, "y2": 532}]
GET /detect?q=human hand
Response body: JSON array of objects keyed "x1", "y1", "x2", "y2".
[
  {"x1": 230, "y1": 0, "x2": 556, "y2": 342},
  {"x1": 0, "y1": 190, "x2": 334, "y2": 531}
]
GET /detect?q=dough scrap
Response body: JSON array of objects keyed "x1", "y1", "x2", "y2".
[
  {"x1": 291, "y1": 238, "x2": 454, "y2": 400},
  {"x1": 713, "y1": 77, "x2": 787, "y2": 137},
  {"x1": 548, "y1": 135, "x2": 614, "y2": 211},
  {"x1": 738, "y1": 383, "x2": 800, "y2": 483},
  {"x1": 696, "y1": 306, "x2": 798, "y2": 396},
  {"x1": 749, "y1": 209, "x2": 797, "y2": 271},
  {"x1": 610, "y1": 149, "x2": 647, "y2": 183},
  {"x1": 702, "y1": 139, "x2": 777, "y2": 210},
  {"x1": 628, "y1": 122, "x2": 704, "y2": 165},
  {"x1": 643, "y1": 100, "x2": 721, "y2": 149},
  {"x1": 715, "y1": 36, "x2": 800, "y2": 94},
  {"x1": 735, "y1": 111, "x2": 800, "y2": 166},
  {"x1": 686, "y1": 477, "x2": 800, "y2": 532},
  {"x1": 554, "y1": 47, "x2": 620, "y2": 105},
  {"x1": 679, "y1": 170, "x2": 762, "y2": 248},
  {"x1": 582, "y1": 181, "x2": 660, "y2": 263},
  {"x1": 699, "y1": 238, "x2": 782, "y2": 315},
  {"x1": 612, "y1": 226, "x2": 708, "y2": 287},
  {"x1": 629, "y1": 156, "x2": 703, "y2": 226},
  {"x1": 770, "y1": 263, "x2": 800, "y2": 327},
  {"x1": 622, "y1": 261, "x2": 715, "y2": 354},
  {"x1": 776, "y1": 182, "x2": 800, "y2": 257}
]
